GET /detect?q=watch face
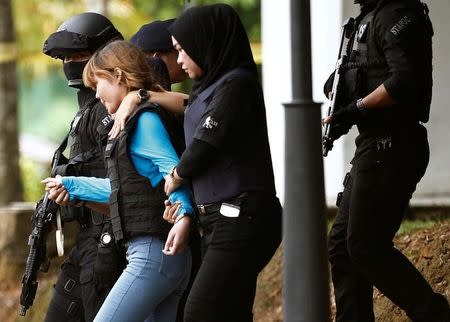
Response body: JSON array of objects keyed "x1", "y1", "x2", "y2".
[{"x1": 138, "y1": 89, "x2": 148, "y2": 103}]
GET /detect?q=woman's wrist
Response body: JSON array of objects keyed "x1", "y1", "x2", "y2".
[{"x1": 175, "y1": 214, "x2": 191, "y2": 224}]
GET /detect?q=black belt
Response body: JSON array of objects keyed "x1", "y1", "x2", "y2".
[
  {"x1": 196, "y1": 193, "x2": 247, "y2": 215},
  {"x1": 197, "y1": 203, "x2": 221, "y2": 215}
]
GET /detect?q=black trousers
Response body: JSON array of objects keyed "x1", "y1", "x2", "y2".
[
  {"x1": 45, "y1": 223, "x2": 123, "y2": 322},
  {"x1": 329, "y1": 126, "x2": 450, "y2": 322},
  {"x1": 175, "y1": 228, "x2": 202, "y2": 322},
  {"x1": 184, "y1": 193, "x2": 282, "y2": 322}
]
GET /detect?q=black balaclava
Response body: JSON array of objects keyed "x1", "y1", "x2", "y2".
[
  {"x1": 170, "y1": 4, "x2": 258, "y2": 101},
  {"x1": 63, "y1": 61, "x2": 88, "y2": 88}
]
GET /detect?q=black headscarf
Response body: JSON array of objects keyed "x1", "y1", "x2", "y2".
[{"x1": 170, "y1": 4, "x2": 258, "y2": 100}]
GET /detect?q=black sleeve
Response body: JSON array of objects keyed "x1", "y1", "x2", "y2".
[
  {"x1": 176, "y1": 138, "x2": 217, "y2": 178},
  {"x1": 376, "y1": 5, "x2": 432, "y2": 102},
  {"x1": 192, "y1": 74, "x2": 257, "y2": 148}
]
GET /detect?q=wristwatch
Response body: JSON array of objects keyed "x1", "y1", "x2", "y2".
[
  {"x1": 137, "y1": 89, "x2": 150, "y2": 105},
  {"x1": 356, "y1": 98, "x2": 366, "y2": 111},
  {"x1": 169, "y1": 167, "x2": 184, "y2": 184}
]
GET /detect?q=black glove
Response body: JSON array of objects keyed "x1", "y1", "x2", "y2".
[
  {"x1": 329, "y1": 122, "x2": 352, "y2": 141},
  {"x1": 331, "y1": 100, "x2": 362, "y2": 125}
]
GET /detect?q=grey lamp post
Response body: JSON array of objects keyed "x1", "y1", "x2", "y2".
[{"x1": 283, "y1": 0, "x2": 331, "y2": 321}]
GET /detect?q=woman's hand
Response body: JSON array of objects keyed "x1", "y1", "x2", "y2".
[
  {"x1": 41, "y1": 175, "x2": 70, "y2": 206},
  {"x1": 163, "y1": 200, "x2": 182, "y2": 223},
  {"x1": 163, "y1": 216, "x2": 192, "y2": 255},
  {"x1": 109, "y1": 90, "x2": 140, "y2": 139}
]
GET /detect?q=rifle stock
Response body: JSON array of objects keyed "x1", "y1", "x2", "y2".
[{"x1": 322, "y1": 17, "x2": 355, "y2": 157}]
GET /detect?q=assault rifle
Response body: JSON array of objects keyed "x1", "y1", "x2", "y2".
[
  {"x1": 19, "y1": 145, "x2": 67, "y2": 316},
  {"x1": 322, "y1": 17, "x2": 355, "y2": 157}
]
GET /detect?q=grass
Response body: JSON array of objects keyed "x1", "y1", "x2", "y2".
[
  {"x1": 396, "y1": 218, "x2": 450, "y2": 236},
  {"x1": 326, "y1": 217, "x2": 450, "y2": 236}
]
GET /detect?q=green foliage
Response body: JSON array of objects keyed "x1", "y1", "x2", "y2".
[
  {"x1": 13, "y1": 0, "x2": 261, "y2": 65},
  {"x1": 20, "y1": 157, "x2": 49, "y2": 202}
]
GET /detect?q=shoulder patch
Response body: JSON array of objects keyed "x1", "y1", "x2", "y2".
[
  {"x1": 100, "y1": 115, "x2": 114, "y2": 128},
  {"x1": 390, "y1": 15, "x2": 412, "y2": 37},
  {"x1": 202, "y1": 116, "x2": 218, "y2": 129}
]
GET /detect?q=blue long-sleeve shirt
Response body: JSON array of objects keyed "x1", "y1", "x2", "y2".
[{"x1": 62, "y1": 111, "x2": 194, "y2": 217}]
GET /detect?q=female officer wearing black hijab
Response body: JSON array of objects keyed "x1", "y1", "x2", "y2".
[{"x1": 164, "y1": 4, "x2": 282, "y2": 322}]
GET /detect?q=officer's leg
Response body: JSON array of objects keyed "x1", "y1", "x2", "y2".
[
  {"x1": 45, "y1": 263, "x2": 84, "y2": 322},
  {"x1": 346, "y1": 144, "x2": 449, "y2": 322},
  {"x1": 184, "y1": 195, "x2": 281, "y2": 322},
  {"x1": 328, "y1": 170, "x2": 375, "y2": 322},
  {"x1": 78, "y1": 223, "x2": 123, "y2": 322}
]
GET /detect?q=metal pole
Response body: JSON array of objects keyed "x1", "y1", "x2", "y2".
[{"x1": 283, "y1": 0, "x2": 330, "y2": 321}]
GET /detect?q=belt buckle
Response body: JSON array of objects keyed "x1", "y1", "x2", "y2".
[{"x1": 197, "y1": 205, "x2": 206, "y2": 215}]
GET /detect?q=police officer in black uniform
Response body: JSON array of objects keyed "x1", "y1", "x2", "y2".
[
  {"x1": 324, "y1": 1, "x2": 450, "y2": 321},
  {"x1": 130, "y1": 19, "x2": 188, "y2": 91},
  {"x1": 42, "y1": 13, "x2": 124, "y2": 322}
]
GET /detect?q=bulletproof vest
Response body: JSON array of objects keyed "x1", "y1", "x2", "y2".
[
  {"x1": 184, "y1": 68, "x2": 276, "y2": 204},
  {"x1": 69, "y1": 93, "x2": 109, "y2": 177},
  {"x1": 343, "y1": 0, "x2": 433, "y2": 128},
  {"x1": 57, "y1": 90, "x2": 113, "y2": 224},
  {"x1": 105, "y1": 104, "x2": 178, "y2": 242}
]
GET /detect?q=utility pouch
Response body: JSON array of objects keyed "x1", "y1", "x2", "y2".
[{"x1": 93, "y1": 223, "x2": 124, "y2": 288}]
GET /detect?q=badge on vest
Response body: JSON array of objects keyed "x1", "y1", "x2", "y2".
[
  {"x1": 101, "y1": 115, "x2": 113, "y2": 127},
  {"x1": 357, "y1": 23, "x2": 369, "y2": 42},
  {"x1": 203, "y1": 116, "x2": 218, "y2": 129}
]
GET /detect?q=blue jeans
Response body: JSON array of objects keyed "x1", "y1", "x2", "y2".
[{"x1": 94, "y1": 236, "x2": 191, "y2": 322}]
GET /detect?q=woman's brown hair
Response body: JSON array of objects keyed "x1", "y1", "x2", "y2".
[{"x1": 83, "y1": 40, "x2": 160, "y2": 92}]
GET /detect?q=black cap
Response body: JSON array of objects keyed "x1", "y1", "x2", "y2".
[{"x1": 130, "y1": 19, "x2": 175, "y2": 52}]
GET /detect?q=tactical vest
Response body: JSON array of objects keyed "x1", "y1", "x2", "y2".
[
  {"x1": 184, "y1": 68, "x2": 276, "y2": 204},
  {"x1": 55, "y1": 90, "x2": 113, "y2": 224},
  {"x1": 105, "y1": 104, "x2": 181, "y2": 242},
  {"x1": 343, "y1": 0, "x2": 433, "y2": 130}
]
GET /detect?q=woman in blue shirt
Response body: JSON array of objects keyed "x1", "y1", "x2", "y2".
[{"x1": 43, "y1": 40, "x2": 194, "y2": 322}]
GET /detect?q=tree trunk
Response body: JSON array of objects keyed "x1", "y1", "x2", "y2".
[{"x1": 0, "y1": 0, "x2": 23, "y2": 205}]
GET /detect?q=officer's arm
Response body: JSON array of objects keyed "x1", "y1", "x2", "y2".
[
  {"x1": 376, "y1": 7, "x2": 429, "y2": 106},
  {"x1": 358, "y1": 83, "x2": 395, "y2": 110},
  {"x1": 109, "y1": 89, "x2": 188, "y2": 139},
  {"x1": 191, "y1": 75, "x2": 255, "y2": 148}
]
